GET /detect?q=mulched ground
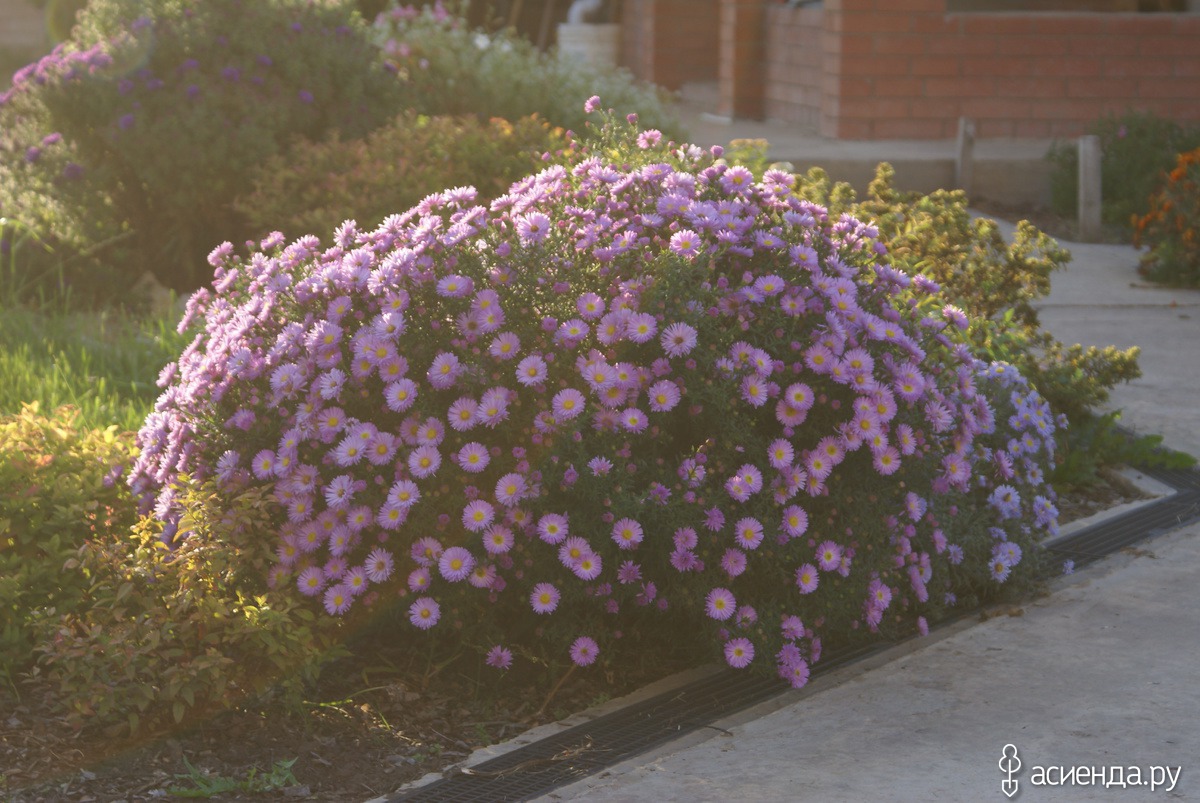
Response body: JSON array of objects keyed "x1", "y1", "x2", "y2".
[{"x1": 0, "y1": 472, "x2": 1150, "y2": 802}]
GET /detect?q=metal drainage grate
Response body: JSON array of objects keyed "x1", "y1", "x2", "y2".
[{"x1": 389, "y1": 464, "x2": 1200, "y2": 803}]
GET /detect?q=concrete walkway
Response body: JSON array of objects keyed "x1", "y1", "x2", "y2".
[{"x1": 546, "y1": 522, "x2": 1199, "y2": 802}]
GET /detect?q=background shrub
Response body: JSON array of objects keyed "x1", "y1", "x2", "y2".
[
  {"x1": 1046, "y1": 110, "x2": 1200, "y2": 235},
  {"x1": 236, "y1": 113, "x2": 572, "y2": 242},
  {"x1": 131, "y1": 109, "x2": 1060, "y2": 688},
  {"x1": 1134, "y1": 146, "x2": 1200, "y2": 287},
  {"x1": 371, "y1": 1, "x2": 680, "y2": 138},
  {"x1": 0, "y1": 0, "x2": 401, "y2": 295}
]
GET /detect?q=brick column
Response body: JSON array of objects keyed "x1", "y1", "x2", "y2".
[{"x1": 718, "y1": 0, "x2": 766, "y2": 119}]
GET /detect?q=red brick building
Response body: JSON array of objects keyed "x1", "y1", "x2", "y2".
[{"x1": 620, "y1": 0, "x2": 1200, "y2": 139}]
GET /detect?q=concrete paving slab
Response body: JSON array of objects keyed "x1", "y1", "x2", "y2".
[
  {"x1": 542, "y1": 523, "x2": 1200, "y2": 802},
  {"x1": 998, "y1": 222, "x2": 1200, "y2": 461},
  {"x1": 677, "y1": 107, "x2": 1056, "y2": 206}
]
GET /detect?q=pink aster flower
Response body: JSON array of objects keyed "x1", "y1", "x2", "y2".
[
  {"x1": 297, "y1": 566, "x2": 325, "y2": 596},
  {"x1": 724, "y1": 637, "x2": 755, "y2": 669},
  {"x1": 456, "y1": 442, "x2": 491, "y2": 473},
  {"x1": 478, "y1": 524, "x2": 511, "y2": 555},
  {"x1": 489, "y1": 332, "x2": 521, "y2": 360},
  {"x1": 515, "y1": 212, "x2": 551, "y2": 245},
  {"x1": 611, "y1": 518, "x2": 644, "y2": 550},
  {"x1": 721, "y1": 548, "x2": 747, "y2": 578},
  {"x1": 734, "y1": 517, "x2": 765, "y2": 550},
  {"x1": 779, "y1": 656, "x2": 810, "y2": 689},
  {"x1": 494, "y1": 472, "x2": 527, "y2": 507},
  {"x1": 323, "y1": 583, "x2": 352, "y2": 616},
  {"x1": 408, "y1": 445, "x2": 441, "y2": 478},
  {"x1": 573, "y1": 552, "x2": 603, "y2": 580},
  {"x1": 660, "y1": 322, "x2": 698, "y2": 357},
  {"x1": 516, "y1": 355, "x2": 548, "y2": 386},
  {"x1": 647, "y1": 380, "x2": 681, "y2": 412},
  {"x1": 576, "y1": 292, "x2": 606, "y2": 319},
  {"x1": 427, "y1": 352, "x2": 462, "y2": 389},
  {"x1": 384, "y1": 379, "x2": 418, "y2": 412},
  {"x1": 768, "y1": 438, "x2": 795, "y2": 470},
  {"x1": 486, "y1": 645, "x2": 513, "y2": 670},
  {"x1": 530, "y1": 582, "x2": 561, "y2": 614},
  {"x1": 438, "y1": 546, "x2": 475, "y2": 582},
  {"x1": 669, "y1": 229, "x2": 701, "y2": 258},
  {"x1": 569, "y1": 636, "x2": 599, "y2": 666},
  {"x1": 816, "y1": 540, "x2": 843, "y2": 572},
  {"x1": 620, "y1": 407, "x2": 649, "y2": 433},
  {"x1": 626, "y1": 312, "x2": 657, "y2": 343},
  {"x1": 408, "y1": 597, "x2": 440, "y2": 629},
  {"x1": 365, "y1": 548, "x2": 394, "y2": 582},
  {"x1": 448, "y1": 398, "x2": 480, "y2": 432},
  {"x1": 795, "y1": 563, "x2": 820, "y2": 594},
  {"x1": 705, "y1": 587, "x2": 736, "y2": 621},
  {"x1": 407, "y1": 567, "x2": 431, "y2": 592},
  {"x1": 552, "y1": 388, "x2": 586, "y2": 421},
  {"x1": 462, "y1": 499, "x2": 495, "y2": 532}
]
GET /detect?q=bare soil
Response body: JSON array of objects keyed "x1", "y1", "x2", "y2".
[{"x1": 0, "y1": 471, "x2": 1150, "y2": 803}]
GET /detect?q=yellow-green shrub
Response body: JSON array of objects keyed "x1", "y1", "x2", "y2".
[
  {"x1": 0, "y1": 403, "x2": 138, "y2": 679},
  {"x1": 29, "y1": 480, "x2": 345, "y2": 735}
]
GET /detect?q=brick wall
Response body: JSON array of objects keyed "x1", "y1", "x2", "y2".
[
  {"x1": 823, "y1": 0, "x2": 1200, "y2": 139},
  {"x1": 762, "y1": 4, "x2": 824, "y2": 130},
  {"x1": 0, "y1": 0, "x2": 48, "y2": 54},
  {"x1": 620, "y1": 0, "x2": 719, "y2": 91}
]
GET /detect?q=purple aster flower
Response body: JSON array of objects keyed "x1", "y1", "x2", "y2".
[
  {"x1": 721, "y1": 548, "x2": 747, "y2": 578},
  {"x1": 297, "y1": 566, "x2": 325, "y2": 596},
  {"x1": 530, "y1": 582, "x2": 560, "y2": 614},
  {"x1": 408, "y1": 597, "x2": 440, "y2": 629},
  {"x1": 438, "y1": 546, "x2": 475, "y2": 582},
  {"x1": 795, "y1": 563, "x2": 819, "y2": 594},
  {"x1": 486, "y1": 645, "x2": 513, "y2": 670},
  {"x1": 323, "y1": 584, "x2": 352, "y2": 616},
  {"x1": 724, "y1": 637, "x2": 755, "y2": 668},
  {"x1": 660, "y1": 322, "x2": 698, "y2": 357},
  {"x1": 611, "y1": 518, "x2": 644, "y2": 550},
  {"x1": 669, "y1": 229, "x2": 701, "y2": 258},
  {"x1": 569, "y1": 636, "x2": 599, "y2": 666},
  {"x1": 705, "y1": 587, "x2": 736, "y2": 621},
  {"x1": 456, "y1": 442, "x2": 491, "y2": 473},
  {"x1": 365, "y1": 548, "x2": 394, "y2": 582}
]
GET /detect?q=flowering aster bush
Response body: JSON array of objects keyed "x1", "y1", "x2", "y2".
[
  {"x1": 0, "y1": 0, "x2": 400, "y2": 292},
  {"x1": 131, "y1": 103, "x2": 1060, "y2": 685}
]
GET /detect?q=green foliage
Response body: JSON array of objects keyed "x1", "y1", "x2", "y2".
[
  {"x1": 236, "y1": 113, "x2": 572, "y2": 240},
  {"x1": 167, "y1": 756, "x2": 299, "y2": 798},
  {"x1": 0, "y1": 404, "x2": 139, "y2": 682},
  {"x1": 28, "y1": 479, "x2": 345, "y2": 735},
  {"x1": 0, "y1": 302, "x2": 189, "y2": 432},
  {"x1": 371, "y1": 1, "x2": 680, "y2": 138},
  {"x1": 1134, "y1": 146, "x2": 1200, "y2": 287},
  {"x1": 0, "y1": 0, "x2": 401, "y2": 294},
  {"x1": 791, "y1": 162, "x2": 1142, "y2": 428},
  {"x1": 1046, "y1": 110, "x2": 1200, "y2": 234},
  {"x1": 1051, "y1": 411, "x2": 1195, "y2": 490}
]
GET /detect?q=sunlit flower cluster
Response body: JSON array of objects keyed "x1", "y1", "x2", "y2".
[{"x1": 131, "y1": 104, "x2": 1059, "y2": 681}]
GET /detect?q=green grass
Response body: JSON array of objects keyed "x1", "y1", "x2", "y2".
[{"x1": 0, "y1": 303, "x2": 191, "y2": 433}]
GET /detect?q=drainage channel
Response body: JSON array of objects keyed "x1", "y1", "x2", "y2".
[{"x1": 388, "y1": 463, "x2": 1200, "y2": 803}]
